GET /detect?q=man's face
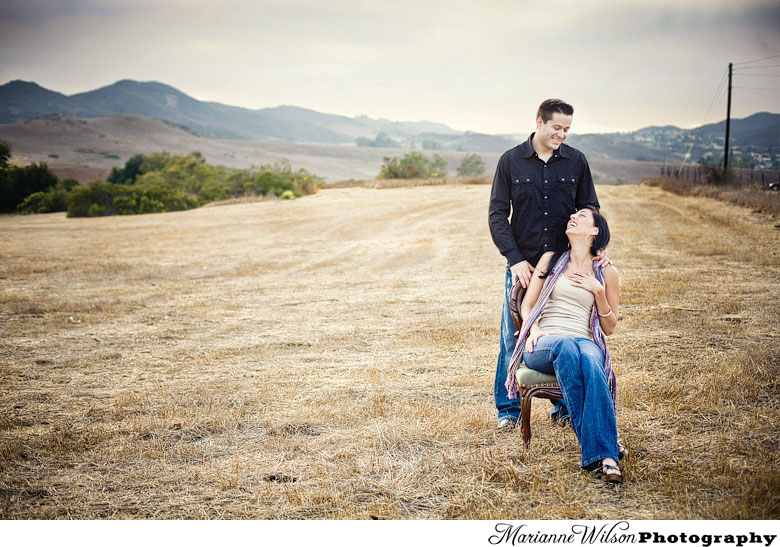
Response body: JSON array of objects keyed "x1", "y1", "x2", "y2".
[{"x1": 535, "y1": 112, "x2": 572, "y2": 152}]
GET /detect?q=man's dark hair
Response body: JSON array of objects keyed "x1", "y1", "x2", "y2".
[{"x1": 536, "y1": 99, "x2": 574, "y2": 123}]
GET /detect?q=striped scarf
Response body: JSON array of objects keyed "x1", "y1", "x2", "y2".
[{"x1": 504, "y1": 250, "x2": 617, "y2": 407}]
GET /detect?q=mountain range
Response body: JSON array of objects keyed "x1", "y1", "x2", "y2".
[
  {"x1": 4, "y1": 79, "x2": 776, "y2": 161},
  {"x1": 0, "y1": 79, "x2": 462, "y2": 143}
]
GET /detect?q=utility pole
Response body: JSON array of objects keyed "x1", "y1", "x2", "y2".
[{"x1": 723, "y1": 62, "x2": 733, "y2": 170}]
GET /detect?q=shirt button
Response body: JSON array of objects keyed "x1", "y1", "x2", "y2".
[
  {"x1": 544, "y1": 196, "x2": 548, "y2": 199},
  {"x1": 544, "y1": 228, "x2": 548, "y2": 232},
  {"x1": 544, "y1": 244, "x2": 548, "y2": 248},
  {"x1": 544, "y1": 180, "x2": 548, "y2": 183},
  {"x1": 544, "y1": 212, "x2": 548, "y2": 216}
]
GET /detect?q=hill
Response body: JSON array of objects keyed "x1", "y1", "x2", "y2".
[
  {"x1": 0, "y1": 79, "x2": 459, "y2": 143},
  {"x1": 567, "y1": 112, "x2": 780, "y2": 166},
  {"x1": 0, "y1": 113, "x2": 669, "y2": 184},
  {"x1": 0, "y1": 113, "x2": 501, "y2": 183},
  {"x1": 2, "y1": 79, "x2": 777, "y2": 165},
  {"x1": 1, "y1": 184, "x2": 778, "y2": 518}
]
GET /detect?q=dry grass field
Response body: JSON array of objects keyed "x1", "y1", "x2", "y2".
[{"x1": 1, "y1": 182, "x2": 779, "y2": 519}]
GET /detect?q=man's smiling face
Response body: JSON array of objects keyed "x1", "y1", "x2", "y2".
[{"x1": 535, "y1": 112, "x2": 572, "y2": 153}]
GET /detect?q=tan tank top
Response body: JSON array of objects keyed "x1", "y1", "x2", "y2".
[{"x1": 537, "y1": 274, "x2": 594, "y2": 340}]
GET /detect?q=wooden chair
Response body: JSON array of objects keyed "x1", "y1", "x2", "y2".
[{"x1": 508, "y1": 281, "x2": 563, "y2": 448}]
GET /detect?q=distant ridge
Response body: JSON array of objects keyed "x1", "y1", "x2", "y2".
[
  {"x1": 0, "y1": 79, "x2": 777, "y2": 162},
  {"x1": 0, "y1": 79, "x2": 460, "y2": 143}
]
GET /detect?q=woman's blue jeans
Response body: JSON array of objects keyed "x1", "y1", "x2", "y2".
[{"x1": 521, "y1": 334, "x2": 619, "y2": 468}]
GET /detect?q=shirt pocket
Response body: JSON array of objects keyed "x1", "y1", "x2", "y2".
[
  {"x1": 558, "y1": 175, "x2": 577, "y2": 203},
  {"x1": 510, "y1": 175, "x2": 534, "y2": 200}
]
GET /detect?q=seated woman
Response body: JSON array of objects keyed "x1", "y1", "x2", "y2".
[{"x1": 504, "y1": 205, "x2": 623, "y2": 483}]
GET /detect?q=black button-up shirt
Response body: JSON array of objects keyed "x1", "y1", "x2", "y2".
[{"x1": 488, "y1": 133, "x2": 599, "y2": 267}]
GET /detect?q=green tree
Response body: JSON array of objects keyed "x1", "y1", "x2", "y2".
[
  {"x1": 108, "y1": 153, "x2": 144, "y2": 184},
  {"x1": 456, "y1": 153, "x2": 485, "y2": 176},
  {"x1": 0, "y1": 139, "x2": 10, "y2": 170},
  {"x1": 1, "y1": 162, "x2": 59, "y2": 213}
]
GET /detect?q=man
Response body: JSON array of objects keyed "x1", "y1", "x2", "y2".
[{"x1": 488, "y1": 98, "x2": 604, "y2": 431}]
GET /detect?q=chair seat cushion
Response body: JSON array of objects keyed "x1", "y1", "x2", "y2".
[{"x1": 516, "y1": 362, "x2": 558, "y2": 387}]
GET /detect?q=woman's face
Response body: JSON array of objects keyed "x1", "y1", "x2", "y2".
[{"x1": 566, "y1": 208, "x2": 597, "y2": 237}]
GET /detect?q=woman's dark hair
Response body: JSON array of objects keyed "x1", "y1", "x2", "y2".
[
  {"x1": 539, "y1": 205, "x2": 610, "y2": 278},
  {"x1": 587, "y1": 204, "x2": 610, "y2": 253}
]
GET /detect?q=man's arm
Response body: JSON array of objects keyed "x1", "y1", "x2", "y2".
[{"x1": 488, "y1": 154, "x2": 525, "y2": 267}]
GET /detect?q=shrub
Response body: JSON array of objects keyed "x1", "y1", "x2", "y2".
[
  {"x1": 456, "y1": 154, "x2": 485, "y2": 177},
  {"x1": 59, "y1": 151, "x2": 321, "y2": 217},
  {"x1": 0, "y1": 162, "x2": 60, "y2": 213},
  {"x1": 67, "y1": 181, "x2": 116, "y2": 217},
  {"x1": 16, "y1": 181, "x2": 71, "y2": 214},
  {"x1": 379, "y1": 152, "x2": 448, "y2": 179},
  {"x1": 0, "y1": 139, "x2": 10, "y2": 169},
  {"x1": 67, "y1": 178, "x2": 198, "y2": 218},
  {"x1": 356, "y1": 132, "x2": 400, "y2": 148},
  {"x1": 88, "y1": 203, "x2": 107, "y2": 217}
]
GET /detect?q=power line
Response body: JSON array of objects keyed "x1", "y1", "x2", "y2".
[
  {"x1": 732, "y1": 86, "x2": 780, "y2": 91},
  {"x1": 733, "y1": 53, "x2": 780, "y2": 66},
  {"x1": 701, "y1": 69, "x2": 729, "y2": 124},
  {"x1": 678, "y1": 68, "x2": 729, "y2": 171},
  {"x1": 733, "y1": 64, "x2": 780, "y2": 70},
  {"x1": 734, "y1": 73, "x2": 780, "y2": 77}
]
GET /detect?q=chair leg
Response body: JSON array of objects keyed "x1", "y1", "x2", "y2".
[{"x1": 520, "y1": 390, "x2": 532, "y2": 448}]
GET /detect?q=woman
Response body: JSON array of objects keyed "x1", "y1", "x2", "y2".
[{"x1": 504, "y1": 205, "x2": 623, "y2": 483}]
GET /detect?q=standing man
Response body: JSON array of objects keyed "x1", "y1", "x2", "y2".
[{"x1": 488, "y1": 98, "x2": 603, "y2": 431}]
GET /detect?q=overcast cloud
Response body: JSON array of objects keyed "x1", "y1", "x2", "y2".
[{"x1": 1, "y1": 0, "x2": 778, "y2": 134}]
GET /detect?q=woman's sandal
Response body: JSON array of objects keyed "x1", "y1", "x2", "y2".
[
  {"x1": 599, "y1": 463, "x2": 623, "y2": 484},
  {"x1": 618, "y1": 444, "x2": 629, "y2": 461}
]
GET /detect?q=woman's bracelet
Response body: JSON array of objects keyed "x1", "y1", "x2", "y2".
[{"x1": 597, "y1": 306, "x2": 613, "y2": 318}]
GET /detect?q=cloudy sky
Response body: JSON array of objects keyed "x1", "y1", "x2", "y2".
[{"x1": 1, "y1": 0, "x2": 779, "y2": 135}]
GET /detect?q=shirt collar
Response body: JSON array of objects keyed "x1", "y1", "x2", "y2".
[
  {"x1": 520, "y1": 133, "x2": 536, "y2": 158},
  {"x1": 521, "y1": 132, "x2": 572, "y2": 159}
]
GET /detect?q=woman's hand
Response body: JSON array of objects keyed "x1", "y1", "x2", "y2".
[
  {"x1": 525, "y1": 323, "x2": 547, "y2": 353},
  {"x1": 568, "y1": 272, "x2": 604, "y2": 295}
]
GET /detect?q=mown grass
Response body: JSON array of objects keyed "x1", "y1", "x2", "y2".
[{"x1": 0, "y1": 183, "x2": 778, "y2": 519}]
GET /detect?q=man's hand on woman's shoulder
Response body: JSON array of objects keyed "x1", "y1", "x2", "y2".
[{"x1": 594, "y1": 248, "x2": 612, "y2": 269}]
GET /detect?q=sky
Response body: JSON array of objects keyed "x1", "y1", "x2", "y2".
[{"x1": 1, "y1": 0, "x2": 779, "y2": 135}]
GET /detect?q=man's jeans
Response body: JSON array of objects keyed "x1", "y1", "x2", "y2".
[
  {"x1": 493, "y1": 265, "x2": 568, "y2": 423},
  {"x1": 493, "y1": 265, "x2": 522, "y2": 422},
  {"x1": 521, "y1": 334, "x2": 619, "y2": 468}
]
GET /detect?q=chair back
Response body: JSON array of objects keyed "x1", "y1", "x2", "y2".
[{"x1": 508, "y1": 281, "x2": 525, "y2": 337}]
